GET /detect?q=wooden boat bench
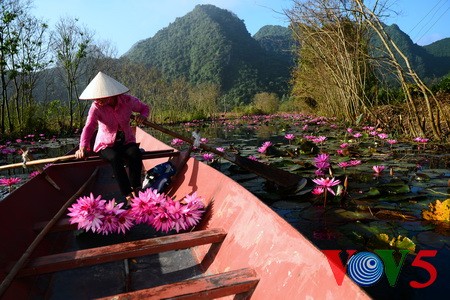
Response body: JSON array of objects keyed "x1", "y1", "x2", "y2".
[
  {"x1": 11, "y1": 227, "x2": 259, "y2": 299},
  {"x1": 96, "y1": 268, "x2": 259, "y2": 300},
  {"x1": 16, "y1": 228, "x2": 227, "y2": 277}
]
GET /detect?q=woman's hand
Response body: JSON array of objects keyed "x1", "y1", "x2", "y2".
[
  {"x1": 75, "y1": 147, "x2": 87, "y2": 159},
  {"x1": 134, "y1": 114, "x2": 147, "y2": 125}
]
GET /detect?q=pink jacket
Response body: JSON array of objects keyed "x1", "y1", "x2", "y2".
[{"x1": 79, "y1": 94, "x2": 150, "y2": 152}]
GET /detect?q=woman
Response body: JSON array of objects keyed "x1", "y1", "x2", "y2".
[{"x1": 75, "y1": 71, "x2": 150, "y2": 203}]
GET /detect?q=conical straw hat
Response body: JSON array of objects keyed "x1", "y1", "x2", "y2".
[{"x1": 79, "y1": 71, "x2": 129, "y2": 100}]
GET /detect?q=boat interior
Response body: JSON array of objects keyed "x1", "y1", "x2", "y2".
[{"x1": 0, "y1": 128, "x2": 368, "y2": 299}]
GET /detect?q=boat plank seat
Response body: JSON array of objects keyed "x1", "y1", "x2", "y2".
[
  {"x1": 16, "y1": 228, "x2": 226, "y2": 277},
  {"x1": 96, "y1": 268, "x2": 259, "y2": 300}
]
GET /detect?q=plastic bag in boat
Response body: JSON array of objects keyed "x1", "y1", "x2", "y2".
[{"x1": 142, "y1": 161, "x2": 176, "y2": 192}]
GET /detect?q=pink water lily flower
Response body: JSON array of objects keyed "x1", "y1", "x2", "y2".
[
  {"x1": 182, "y1": 192, "x2": 204, "y2": 206},
  {"x1": 67, "y1": 188, "x2": 206, "y2": 235},
  {"x1": 171, "y1": 138, "x2": 184, "y2": 146},
  {"x1": 312, "y1": 136, "x2": 327, "y2": 144},
  {"x1": 414, "y1": 137, "x2": 429, "y2": 143},
  {"x1": 387, "y1": 139, "x2": 397, "y2": 145},
  {"x1": 100, "y1": 200, "x2": 122, "y2": 234},
  {"x1": 258, "y1": 141, "x2": 273, "y2": 153},
  {"x1": 181, "y1": 192, "x2": 205, "y2": 228},
  {"x1": 130, "y1": 189, "x2": 205, "y2": 233},
  {"x1": 116, "y1": 210, "x2": 134, "y2": 234},
  {"x1": 129, "y1": 188, "x2": 167, "y2": 224},
  {"x1": 202, "y1": 153, "x2": 215, "y2": 162},
  {"x1": 0, "y1": 177, "x2": 22, "y2": 193},
  {"x1": 312, "y1": 177, "x2": 341, "y2": 207},
  {"x1": 167, "y1": 200, "x2": 187, "y2": 233},
  {"x1": 350, "y1": 160, "x2": 362, "y2": 166},
  {"x1": 378, "y1": 133, "x2": 388, "y2": 139},
  {"x1": 312, "y1": 177, "x2": 341, "y2": 196},
  {"x1": 151, "y1": 202, "x2": 174, "y2": 233},
  {"x1": 312, "y1": 186, "x2": 325, "y2": 195},
  {"x1": 339, "y1": 160, "x2": 362, "y2": 169},
  {"x1": 99, "y1": 200, "x2": 132, "y2": 235},
  {"x1": 285, "y1": 133, "x2": 295, "y2": 144},
  {"x1": 67, "y1": 193, "x2": 106, "y2": 233},
  {"x1": 373, "y1": 165, "x2": 386, "y2": 174},
  {"x1": 0, "y1": 177, "x2": 22, "y2": 187},
  {"x1": 314, "y1": 153, "x2": 330, "y2": 170}
]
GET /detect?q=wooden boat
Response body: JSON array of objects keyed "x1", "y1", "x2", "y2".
[{"x1": 0, "y1": 127, "x2": 369, "y2": 299}]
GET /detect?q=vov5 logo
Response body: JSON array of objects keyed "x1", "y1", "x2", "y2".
[{"x1": 322, "y1": 249, "x2": 438, "y2": 288}]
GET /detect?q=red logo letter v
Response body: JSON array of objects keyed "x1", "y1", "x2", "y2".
[{"x1": 322, "y1": 250, "x2": 357, "y2": 286}]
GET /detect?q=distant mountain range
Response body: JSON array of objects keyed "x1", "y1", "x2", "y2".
[
  {"x1": 123, "y1": 5, "x2": 450, "y2": 101},
  {"x1": 123, "y1": 4, "x2": 295, "y2": 103}
]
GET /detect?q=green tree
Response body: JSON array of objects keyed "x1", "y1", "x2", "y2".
[
  {"x1": 0, "y1": 0, "x2": 50, "y2": 134},
  {"x1": 189, "y1": 83, "x2": 220, "y2": 119},
  {"x1": 253, "y1": 92, "x2": 280, "y2": 114},
  {"x1": 11, "y1": 13, "x2": 50, "y2": 131},
  {"x1": 52, "y1": 17, "x2": 93, "y2": 129},
  {"x1": 0, "y1": 0, "x2": 21, "y2": 133}
]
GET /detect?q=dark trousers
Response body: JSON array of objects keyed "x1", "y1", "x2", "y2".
[{"x1": 99, "y1": 143, "x2": 142, "y2": 196}]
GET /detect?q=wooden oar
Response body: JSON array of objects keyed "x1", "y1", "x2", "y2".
[
  {"x1": 139, "y1": 118, "x2": 305, "y2": 188},
  {"x1": 0, "y1": 150, "x2": 176, "y2": 171},
  {"x1": 0, "y1": 154, "x2": 77, "y2": 171}
]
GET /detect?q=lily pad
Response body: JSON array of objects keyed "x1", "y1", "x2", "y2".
[
  {"x1": 385, "y1": 183, "x2": 411, "y2": 194},
  {"x1": 333, "y1": 208, "x2": 377, "y2": 221},
  {"x1": 374, "y1": 209, "x2": 417, "y2": 221},
  {"x1": 367, "y1": 187, "x2": 381, "y2": 196},
  {"x1": 414, "y1": 172, "x2": 431, "y2": 182}
]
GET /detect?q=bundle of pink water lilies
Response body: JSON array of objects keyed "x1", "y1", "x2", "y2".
[{"x1": 68, "y1": 189, "x2": 205, "y2": 235}]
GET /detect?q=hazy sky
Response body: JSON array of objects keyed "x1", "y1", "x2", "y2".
[{"x1": 30, "y1": 0, "x2": 450, "y2": 56}]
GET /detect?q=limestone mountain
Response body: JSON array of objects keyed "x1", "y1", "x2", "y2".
[{"x1": 123, "y1": 4, "x2": 294, "y2": 104}]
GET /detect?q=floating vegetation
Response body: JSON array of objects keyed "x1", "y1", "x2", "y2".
[
  {"x1": 422, "y1": 199, "x2": 450, "y2": 222},
  {"x1": 377, "y1": 234, "x2": 416, "y2": 253}
]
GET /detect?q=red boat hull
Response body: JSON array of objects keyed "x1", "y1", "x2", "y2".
[{"x1": 0, "y1": 127, "x2": 368, "y2": 299}]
